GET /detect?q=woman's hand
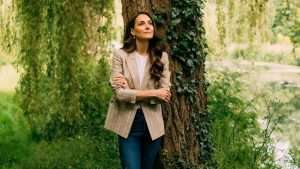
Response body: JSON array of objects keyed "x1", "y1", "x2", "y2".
[
  {"x1": 111, "y1": 74, "x2": 128, "y2": 89},
  {"x1": 153, "y1": 88, "x2": 171, "y2": 103}
]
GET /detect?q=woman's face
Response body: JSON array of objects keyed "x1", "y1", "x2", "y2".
[{"x1": 131, "y1": 14, "x2": 154, "y2": 40}]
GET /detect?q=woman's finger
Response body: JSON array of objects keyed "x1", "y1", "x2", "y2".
[
  {"x1": 115, "y1": 77, "x2": 126, "y2": 82},
  {"x1": 113, "y1": 79, "x2": 126, "y2": 85},
  {"x1": 113, "y1": 75, "x2": 125, "y2": 80}
]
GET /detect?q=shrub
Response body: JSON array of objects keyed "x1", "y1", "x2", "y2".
[
  {"x1": 19, "y1": 134, "x2": 120, "y2": 169},
  {"x1": 289, "y1": 145, "x2": 300, "y2": 167},
  {"x1": 207, "y1": 70, "x2": 279, "y2": 169}
]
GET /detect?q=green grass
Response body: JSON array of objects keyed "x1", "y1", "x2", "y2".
[
  {"x1": 18, "y1": 134, "x2": 120, "y2": 169},
  {"x1": 0, "y1": 92, "x2": 31, "y2": 166},
  {"x1": 0, "y1": 91, "x2": 121, "y2": 169}
]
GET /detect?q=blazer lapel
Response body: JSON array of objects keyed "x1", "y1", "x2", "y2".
[{"x1": 125, "y1": 52, "x2": 140, "y2": 89}]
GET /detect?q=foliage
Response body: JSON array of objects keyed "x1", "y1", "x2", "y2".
[
  {"x1": 212, "y1": 0, "x2": 273, "y2": 50},
  {"x1": 0, "y1": 1, "x2": 17, "y2": 55},
  {"x1": 260, "y1": 83, "x2": 300, "y2": 148},
  {"x1": 17, "y1": 134, "x2": 120, "y2": 169},
  {"x1": 0, "y1": 89, "x2": 121, "y2": 168},
  {"x1": 273, "y1": 0, "x2": 300, "y2": 51},
  {"x1": 2, "y1": 0, "x2": 118, "y2": 168},
  {"x1": 78, "y1": 57, "x2": 113, "y2": 137},
  {"x1": 207, "y1": 70, "x2": 280, "y2": 169},
  {"x1": 156, "y1": 0, "x2": 214, "y2": 168},
  {"x1": 289, "y1": 145, "x2": 300, "y2": 167},
  {"x1": 215, "y1": 0, "x2": 226, "y2": 50},
  {"x1": 159, "y1": 151, "x2": 199, "y2": 169},
  {"x1": 0, "y1": 92, "x2": 31, "y2": 166},
  {"x1": 15, "y1": 0, "x2": 114, "y2": 140}
]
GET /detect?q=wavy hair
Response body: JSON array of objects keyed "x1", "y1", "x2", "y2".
[{"x1": 121, "y1": 11, "x2": 167, "y2": 83}]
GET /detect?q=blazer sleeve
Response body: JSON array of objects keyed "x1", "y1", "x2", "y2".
[{"x1": 109, "y1": 49, "x2": 137, "y2": 104}]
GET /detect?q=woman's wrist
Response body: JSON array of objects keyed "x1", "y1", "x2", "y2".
[
  {"x1": 135, "y1": 89, "x2": 157, "y2": 101},
  {"x1": 149, "y1": 89, "x2": 157, "y2": 98}
]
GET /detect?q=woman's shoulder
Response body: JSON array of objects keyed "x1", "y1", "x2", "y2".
[{"x1": 113, "y1": 48, "x2": 127, "y2": 56}]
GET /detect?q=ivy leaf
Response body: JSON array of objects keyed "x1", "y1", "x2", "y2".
[
  {"x1": 172, "y1": 18, "x2": 181, "y2": 25},
  {"x1": 187, "y1": 59, "x2": 193, "y2": 67}
]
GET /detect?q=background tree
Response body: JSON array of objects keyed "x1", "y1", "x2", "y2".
[
  {"x1": 214, "y1": 0, "x2": 272, "y2": 48},
  {"x1": 272, "y1": 0, "x2": 300, "y2": 57},
  {"x1": 0, "y1": 0, "x2": 17, "y2": 64},
  {"x1": 121, "y1": 0, "x2": 213, "y2": 168},
  {"x1": 15, "y1": 0, "x2": 114, "y2": 141}
]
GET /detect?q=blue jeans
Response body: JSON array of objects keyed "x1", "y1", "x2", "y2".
[{"x1": 118, "y1": 108, "x2": 162, "y2": 169}]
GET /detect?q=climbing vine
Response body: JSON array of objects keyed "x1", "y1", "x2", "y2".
[{"x1": 166, "y1": 0, "x2": 214, "y2": 168}]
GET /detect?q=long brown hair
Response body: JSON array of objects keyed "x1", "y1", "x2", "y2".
[{"x1": 122, "y1": 11, "x2": 167, "y2": 82}]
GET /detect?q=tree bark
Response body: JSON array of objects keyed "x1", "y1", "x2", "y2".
[{"x1": 120, "y1": 0, "x2": 208, "y2": 168}]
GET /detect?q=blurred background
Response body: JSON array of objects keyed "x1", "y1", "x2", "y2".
[{"x1": 0, "y1": 0, "x2": 299, "y2": 168}]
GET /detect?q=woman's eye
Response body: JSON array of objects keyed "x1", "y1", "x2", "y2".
[{"x1": 137, "y1": 21, "x2": 152, "y2": 26}]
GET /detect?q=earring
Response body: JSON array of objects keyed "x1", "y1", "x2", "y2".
[{"x1": 133, "y1": 35, "x2": 136, "y2": 39}]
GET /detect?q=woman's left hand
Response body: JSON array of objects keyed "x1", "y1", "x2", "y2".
[{"x1": 111, "y1": 74, "x2": 129, "y2": 89}]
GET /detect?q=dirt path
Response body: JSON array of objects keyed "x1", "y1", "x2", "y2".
[
  {"x1": 207, "y1": 59, "x2": 300, "y2": 86},
  {"x1": 0, "y1": 64, "x2": 19, "y2": 92}
]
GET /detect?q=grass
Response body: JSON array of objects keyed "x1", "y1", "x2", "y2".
[
  {"x1": 0, "y1": 92, "x2": 31, "y2": 166},
  {"x1": 0, "y1": 91, "x2": 121, "y2": 169}
]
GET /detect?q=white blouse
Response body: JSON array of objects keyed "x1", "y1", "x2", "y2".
[{"x1": 134, "y1": 51, "x2": 148, "y2": 87}]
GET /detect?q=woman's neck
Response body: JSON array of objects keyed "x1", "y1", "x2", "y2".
[{"x1": 135, "y1": 39, "x2": 149, "y2": 56}]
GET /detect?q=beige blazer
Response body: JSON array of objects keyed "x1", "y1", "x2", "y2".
[{"x1": 104, "y1": 48, "x2": 171, "y2": 140}]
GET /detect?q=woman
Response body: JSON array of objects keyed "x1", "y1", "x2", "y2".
[{"x1": 104, "y1": 11, "x2": 171, "y2": 169}]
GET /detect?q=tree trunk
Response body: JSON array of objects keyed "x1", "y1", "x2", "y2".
[{"x1": 120, "y1": 1, "x2": 209, "y2": 168}]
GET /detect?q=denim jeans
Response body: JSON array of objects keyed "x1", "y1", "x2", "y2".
[{"x1": 118, "y1": 108, "x2": 162, "y2": 169}]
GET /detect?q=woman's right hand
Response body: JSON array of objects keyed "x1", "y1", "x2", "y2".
[
  {"x1": 153, "y1": 88, "x2": 171, "y2": 103},
  {"x1": 111, "y1": 74, "x2": 128, "y2": 89}
]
